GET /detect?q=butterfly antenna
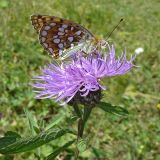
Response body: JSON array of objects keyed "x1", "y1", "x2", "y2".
[{"x1": 105, "y1": 18, "x2": 124, "y2": 40}]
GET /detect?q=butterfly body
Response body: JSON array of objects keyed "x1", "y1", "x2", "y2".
[{"x1": 31, "y1": 15, "x2": 98, "y2": 60}]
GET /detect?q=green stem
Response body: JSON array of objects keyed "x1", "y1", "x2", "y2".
[
  {"x1": 73, "y1": 104, "x2": 82, "y2": 118},
  {"x1": 78, "y1": 106, "x2": 93, "y2": 138},
  {"x1": 75, "y1": 146, "x2": 79, "y2": 160},
  {"x1": 74, "y1": 104, "x2": 93, "y2": 159}
]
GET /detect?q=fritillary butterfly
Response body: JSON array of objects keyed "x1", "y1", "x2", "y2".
[{"x1": 31, "y1": 15, "x2": 101, "y2": 60}]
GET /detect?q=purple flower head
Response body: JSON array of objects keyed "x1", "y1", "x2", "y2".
[{"x1": 32, "y1": 45, "x2": 137, "y2": 105}]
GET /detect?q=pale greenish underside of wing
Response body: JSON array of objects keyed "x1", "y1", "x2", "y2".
[{"x1": 60, "y1": 40, "x2": 92, "y2": 60}]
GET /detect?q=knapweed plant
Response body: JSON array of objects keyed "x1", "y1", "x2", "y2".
[{"x1": 0, "y1": 44, "x2": 137, "y2": 159}]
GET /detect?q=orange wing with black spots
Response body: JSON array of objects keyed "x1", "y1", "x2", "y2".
[{"x1": 31, "y1": 15, "x2": 94, "y2": 59}]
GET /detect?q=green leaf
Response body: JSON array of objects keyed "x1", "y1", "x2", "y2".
[
  {"x1": 66, "y1": 115, "x2": 78, "y2": 124},
  {"x1": 46, "y1": 140, "x2": 75, "y2": 160},
  {"x1": 92, "y1": 147, "x2": 107, "y2": 158},
  {"x1": 4, "y1": 131, "x2": 21, "y2": 139},
  {"x1": 72, "y1": 105, "x2": 82, "y2": 118},
  {"x1": 3, "y1": 155, "x2": 14, "y2": 160},
  {"x1": 98, "y1": 102, "x2": 129, "y2": 116},
  {"x1": 45, "y1": 112, "x2": 65, "y2": 130},
  {"x1": 24, "y1": 108, "x2": 39, "y2": 135},
  {"x1": 0, "y1": 128, "x2": 73, "y2": 154},
  {"x1": 0, "y1": 131, "x2": 21, "y2": 150},
  {"x1": 24, "y1": 110, "x2": 41, "y2": 160},
  {"x1": 77, "y1": 138, "x2": 87, "y2": 153}
]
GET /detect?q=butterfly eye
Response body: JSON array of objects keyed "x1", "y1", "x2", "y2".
[{"x1": 99, "y1": 40, "x2": 108, "y2": 49}]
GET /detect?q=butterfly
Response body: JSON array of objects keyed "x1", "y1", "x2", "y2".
[{"x1": 31, "y1": 15, "x2": 108, "y2": 60}]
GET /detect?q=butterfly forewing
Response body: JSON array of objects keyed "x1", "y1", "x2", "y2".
[
  {"x1": 31, "y1": 15, "x2": 60, "y2": 32},
  {"x1": 31, "y1": 15, "x2": 94, "y2": 59}
]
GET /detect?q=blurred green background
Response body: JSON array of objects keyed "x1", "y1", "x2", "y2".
[{"x1": 0, "y1": 0, "x2": 160, "y2": 159}]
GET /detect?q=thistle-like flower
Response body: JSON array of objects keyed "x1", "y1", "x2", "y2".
[{"x1": 32, "y1": 45, "x2": 136, "y2": 105}]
